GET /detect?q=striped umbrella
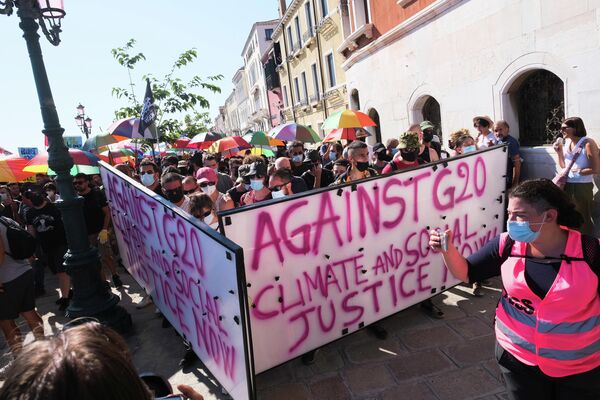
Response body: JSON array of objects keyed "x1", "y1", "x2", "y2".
[
  {"x1": 83, "y1": 133, "x2": 127, "y2": 153},
  {"x1": 269, "y1": 123, "x2": 321, "y2": 143},
  {"x1": 99, "y1": 148, "x2": 136, "y2": 165},
  {"x1": 107, "y1": 117, "x2": 156, "y2": 139},
  {"x1": 188, "y1": 132, "x2": 224, "y2": 149},
  {"x1": 174, "y1": 136, "x2": 191, "y2": 148},
  {"x1": 235, "y1": 147, "x2": 275, "y2": 158},
  {"x1": 242, "y1": 131, "x2": 285, "y2": 147},
  {"x1": 24, "y1": 149, "x2": 100, "y2": 176},
  {"x1": 323, "y1": 128, "x2": 372, "y2": 143},
  {"x1": 207, "y1": 136, "x2": 251, "y2": 157},
  {"x1": 0, "y1": 156, "x2": 34, "y2": 182},
  {"x1": 321, "y1": 110, "x2": 377, "y2": 130}
]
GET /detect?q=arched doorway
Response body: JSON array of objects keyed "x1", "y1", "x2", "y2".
[
  {"x1": 367, "y1": 108, "x2": 382, "y2": 144},
  {"x1": 421, "y1": 96, "x2": 442, "y2": 138},
  {"x1": 509, "y1": 70, "x2": 564, "y2": 146}
]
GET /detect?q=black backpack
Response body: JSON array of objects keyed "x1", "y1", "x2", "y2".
[
  {"x1": 0, "y1": 217, "x2": 36, "y2": 260},
  {"x1": 501, "y1": 234, "x2": 600, "y2": 293}
]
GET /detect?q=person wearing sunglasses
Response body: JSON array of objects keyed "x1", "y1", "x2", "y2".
[
  {"x1": 161, "y1": 173, "x2": 191, "y2": 214},
  {"x1": 553, "y1": 117, "x2": 600, "y2": 235},
  {"x1": 240, "y1": 162, "x2": 272, "y2": 205},
  {"x1": 288, "y1": 140, "x2": 310, "y2": 176},
  {"x1": 182, "y1": 176, "x2": 198, "y2": 195},
  {"x1": 195, "y1": 167, "x2": 233, "y2": 225},
  {"x1": 268, "y1": 169, "x2": 293, "y2": 199},
  {"x1": 188, "y1": 192, "x2": 217, "y2": 229},
  {"x1": 138, "y1": 160, "x2": 162, "y2": 196},
  {"x1": 73, "y1": 173, "x2": 122, "y2": 289}
]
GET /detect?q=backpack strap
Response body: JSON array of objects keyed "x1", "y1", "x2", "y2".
[
  {"x1": 581, "y1": 234, "x2": 600, "y2": 293},
  {"x1": 498, "y1": 232, "x2": 515, "y2": 265}
]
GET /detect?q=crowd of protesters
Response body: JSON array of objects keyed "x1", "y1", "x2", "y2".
[{"x1": 0, "y1": 116, "x2": 597, "y2": 396}]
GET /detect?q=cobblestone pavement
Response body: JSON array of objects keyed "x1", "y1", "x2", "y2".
[{"x1": 0, "y1": 269, "x2": 508, "y2": 400}]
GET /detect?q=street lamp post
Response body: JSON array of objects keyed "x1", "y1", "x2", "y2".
[
  {"x1": 1, "y1": 0, "x2": 131, "y2": 333},
  {"x1": 75, "y1": 103, "x2": 92, "y2": 139}
]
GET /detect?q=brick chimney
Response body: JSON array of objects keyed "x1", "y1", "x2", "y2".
[{"x1": 278, "y1": 0, "x2": 287, "y2": 17}]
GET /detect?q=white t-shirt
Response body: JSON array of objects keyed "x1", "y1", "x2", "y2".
[
  {"x1": 476, "y1": 131, "x2": 498, "y2": 148},
  {"x1": 179, "y1": 195, "x2": 191, "y2": 214}
]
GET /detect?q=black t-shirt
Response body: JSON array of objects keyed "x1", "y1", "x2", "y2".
[
  {"x1": 1, "y1": 201, "x2": 20, "y2": 222},
  {"x1": 227, "y1": 186, "x2": 248, "y2": 207},
  {"x1": 302, "y1": 168, "x2": 335, "y2": 189},
  {"x1": 25, "y1": 202, "x2": 67, "y2": 249},
  {"x1": 467, "y1": 235, "x2": 561, "y2": 299},
  {"x1": 81, "y1": 188, "x2": 108, "y2": 235},
  {"x1": 291, "y1": 163, "x2": 310, "y2": 177}
]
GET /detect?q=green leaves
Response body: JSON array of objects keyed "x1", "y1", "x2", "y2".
[{"x1": 110, "y1": 39, "x2": 222, "y2": 144}]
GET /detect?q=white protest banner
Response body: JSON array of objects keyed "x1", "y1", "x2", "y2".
[
  {"x1": 100, "y1": 163, "x2": 255, "y2": 400},
  {"x1": 221, "y1": 146, "x2": 507, "y2": 373}
]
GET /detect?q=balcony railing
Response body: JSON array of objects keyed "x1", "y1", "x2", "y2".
[{"x1": 303, "y1": 28, "x2": 315, "y2": 43}]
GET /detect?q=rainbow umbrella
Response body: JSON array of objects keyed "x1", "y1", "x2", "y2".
[
  {"x1": 321, "y1": 110, "x2": 377, "y2": 130},
  {"x1": 242, "y1": 131, "x2": 285, "y2": 147},
  {"x1": 174, "y1": 136, "x2": 191, "y2": 148},
  {"x1": 0, "y1": 156, "x2": 34, "y2": 182},
  {"x1": 24, "y1": 149, "x2": 100, "y2": 176},
  {"x1": 107, "y1": 117, "x2": 156, "y2": 139},
  {"x1": 207, "y1": 136, "x2": 251, "y2": 157},
  {"x1": 83, "y1": 133, "x2": 127, "y2": 153},
  {"x1": 235, "y1": 147, "x2": 275, "y2": 158},
  {"x1": 323, "y1": 128, "x2": 372, "y2": 143},
  {"x1": 99, "y1": 148, "x2": 136, "y2": 165},
  {"x1": 188, "y1": 132, "x2": 224, "y2": 149},
  {"x1": 269, "y1": 123, "x2": 321, "y2": 143}
]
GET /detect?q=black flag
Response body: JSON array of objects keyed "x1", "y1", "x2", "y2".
[{"x1": 139, "y1": 78, "x2": 157, "y2": 137}]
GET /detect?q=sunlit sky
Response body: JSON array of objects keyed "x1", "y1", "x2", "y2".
[{"x1": 0, "y1": 1, "x2": 279, "y2": 153}]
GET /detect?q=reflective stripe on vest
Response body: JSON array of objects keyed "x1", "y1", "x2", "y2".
[
  {"x1": 497, "y1": 315, "x2": 600, "y2": 361},
  {"x1": 499, "y1": 296, "x2": 600, "y2": 334},
  {"x1": 495, "y1": 229, "x2": 600, "y2": 377}
]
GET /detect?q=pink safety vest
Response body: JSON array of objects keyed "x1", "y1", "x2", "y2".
[{"x1": 495, "y1": 229, "x2": 600, "y2": 378}]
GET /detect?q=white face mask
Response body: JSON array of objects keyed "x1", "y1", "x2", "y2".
[
  {"x1": 271, "y1": 189, "x2": 286, "y2": 199},
  {"x1": 201, "y1": 185, "x2": 216, "y2": 195}
]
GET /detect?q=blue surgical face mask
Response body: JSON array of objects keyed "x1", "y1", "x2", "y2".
[
  {"x1": 292, "y1": 155, "x2": 303, "y2": 163},
  {"x1": 463, "y1": 145, "x2": 477, "y2": 154},
  {"x1": 250, "y1": 179, "x2": 264, "y2": 191},
  {"x1": 140, "y1": 173, "x2": 155, "y2": 187},
  {"x1": 391, "y1": 148, "x2": 399, "y2": 156},
  {"x1": 329, "y1": 151, "x2": 337, "y2": 161},
  {"x1": 506, "y1": 213, "x2": 547, "y2": 243}
]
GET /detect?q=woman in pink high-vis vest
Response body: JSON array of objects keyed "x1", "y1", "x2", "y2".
[{"x1": 429, "y1": 179, "x2": 600, "y2": 400}]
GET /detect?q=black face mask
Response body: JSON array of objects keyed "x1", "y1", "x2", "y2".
[
  {"x1": 165, "y1": 187, "x2": 184, "y2": 203},
  {"x1": 376, "y1": 152, "x2": 387, "y2": 161},
  {"x1": 423, "y1": 131, "x2": 434, "y2": 143},
  {"x1": 29, "y1": 193, "x2": 45, "y2": 207},
  {"x1": 355, "y1": 161, "x2": 370, "y2": 172},
  {"x1": 401, "y1": 149, "x2": 418, "y2": 162}
]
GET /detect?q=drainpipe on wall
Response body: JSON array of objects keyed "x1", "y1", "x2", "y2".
[
  {"x1": 312, "y1": 0, "x2": 329, "y2": 121},
  {"x1": 281, "y1": 24, "x2": 297, "y2": 122}
]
